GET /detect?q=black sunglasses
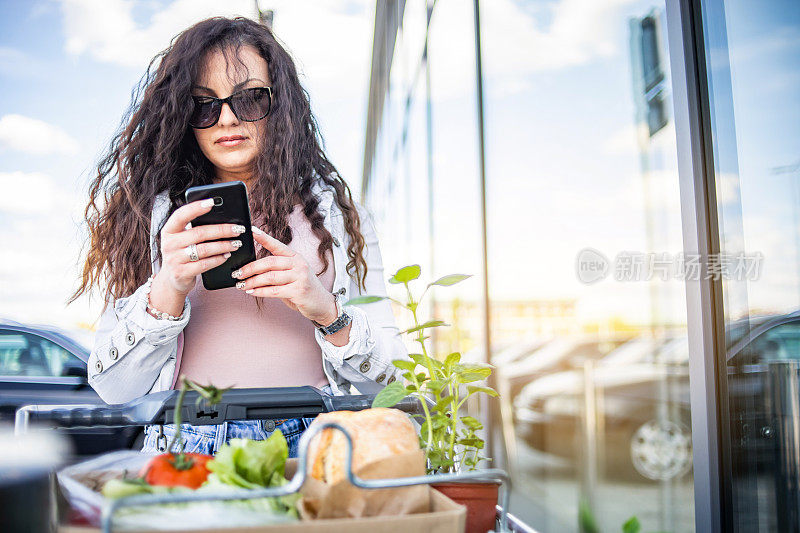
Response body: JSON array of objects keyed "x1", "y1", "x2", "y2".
[{"x1": 189, "y1": 86, "x2": 273, "y2": 129}]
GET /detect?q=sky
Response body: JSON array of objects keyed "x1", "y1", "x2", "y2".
[{"x1": 0, "y1": 0, "x2": 375, "y2": 331}]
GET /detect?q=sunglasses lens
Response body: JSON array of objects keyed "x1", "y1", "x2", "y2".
[
  {"x1": 189, "y1": 98, "x2": 219, "y2": 128},
  {"x1": 232, "y1": 88, "x2": 271, "y2": 121}
]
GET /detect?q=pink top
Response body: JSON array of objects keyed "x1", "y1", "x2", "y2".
[{"x1": 173, "y1": 204, "x2": 334, "y2": 390}]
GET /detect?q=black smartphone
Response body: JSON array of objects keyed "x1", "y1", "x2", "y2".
[{"x1": 184, "y1": 181, "x2": 256, "y2": 290}]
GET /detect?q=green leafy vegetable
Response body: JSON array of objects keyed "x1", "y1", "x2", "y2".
[{"x1": 204, "y1": 431, "x2": 299, "y2": 516}]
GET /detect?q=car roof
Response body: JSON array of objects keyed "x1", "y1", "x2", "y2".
[{"x1": 0, "y1": 319, "x2": 91, "y2": 362}]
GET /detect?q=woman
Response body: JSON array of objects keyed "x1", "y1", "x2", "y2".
[{"x1": 69, "y1": 16, "x2": 408, "y2": 457}]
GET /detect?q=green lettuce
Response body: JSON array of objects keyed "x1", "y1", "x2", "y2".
[{"x1": 203, "y1": 430, "x2": 300, "y2": 516}]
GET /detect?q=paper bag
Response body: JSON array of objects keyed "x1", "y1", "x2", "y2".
[{"x1": 289, "y1": 449, "x2": 431, "y2": 519}]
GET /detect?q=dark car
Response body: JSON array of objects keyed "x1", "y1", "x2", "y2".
[
  {"x1": 0, "y1": 319, "x2": 141, "y2": 457},
  {"x1": 514, "y1": 311, "x2": 800, "y2": 481}
]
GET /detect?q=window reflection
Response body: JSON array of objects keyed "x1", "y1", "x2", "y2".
[{"x1": 702, "y1": 0, "x2": 800, "y2": 529}]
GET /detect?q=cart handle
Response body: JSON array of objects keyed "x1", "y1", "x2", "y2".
[
  {"x1": 15, "y1": 386, "x2": 428, "y2": 434},
  {"x1": 100, "y1": 421, "x2": 512, "y2": 533}
]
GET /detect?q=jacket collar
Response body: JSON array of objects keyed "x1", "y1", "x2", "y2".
[{"x1": 310, "y1": 175, "x2": 335, "y2": 216}]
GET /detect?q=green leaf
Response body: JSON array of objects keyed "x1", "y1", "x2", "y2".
[
  {"x1": 461, "y1": 416, "x2": 483, "y2": 430},
  {"x1": 457, "y1": 437, "x2": 484, "y2": 449},
  {"x1": 390, "y1": 264, "x2": 421, "y2": 284},
  {"x1": 430, "y1": 414, "x2": 450, "y2": 430},
  {"x1": 408, "y1": 353, "x2": 426, "y2": 366},
  {"x1": 459, "y1": 369, "x2": 492, "y2": 383},
  {"x1": 434, "y1": 396, "x2": 453, "y2": 413},
  {"x1": 403, "y1": 320, "x2": 448, "y2": 335},
  {"x1": 428, "y1": 274, "x2": 472, "y2": 287},
  {"x1": 466, "y1": 385, "x2": 499, "y2": 398},
  {"x1": 344, "y1": 295, "x2": 385, "y2": 305},
  {"x1": 454, "y1": 362, "x2": 494, "y2": 372},
  {"x1": 371, "y1": 381, "x2": 409, "y2": 408},
  {"x1": 426, "y1": 379, "x2": 447, "y2": 394},
  {"x1": 622, "y1": 516, "x2": 641, "y2": 533},
  {"x1": 392, "y1": 359, "x2": 417, "y2": 372},
  {"x1": 444, "y1": 352, "x2": 461, "y2": 368}
]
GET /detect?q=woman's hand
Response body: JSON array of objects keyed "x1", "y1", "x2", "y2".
[
  {"x1": 155, "y1": 199, "x2": 247, "y2": 296},
  {"x1": 231, "y1": 226, "x2": 338, "y2": 325}
]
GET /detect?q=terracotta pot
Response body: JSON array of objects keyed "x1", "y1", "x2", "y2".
[{"x1": 432, "y1": 481, "x2": 500, "y2": 533}]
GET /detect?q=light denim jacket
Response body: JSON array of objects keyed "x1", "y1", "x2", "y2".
[{"x1": 87, "y1": 178, "x2": 409, "y2": 404}]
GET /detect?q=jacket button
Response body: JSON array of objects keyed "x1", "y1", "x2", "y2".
[
  {"x1": 95, "y1": 360, "x2": 103, "y2": 373},
  {"x1": 359, "y1": 361, "x2": 371, "y2": 373},
  {"x1": 109, "y1": 346, "x2": 118, "y2": 360},
  {"x1": 376, "y1": 373, "x2": 386, "y2": 383},
  {"x1": 387, "y1": 375, "x2": 396, "y2": 384},
  {"x1": 125, "y1": 332, "x2": 135, "y2": 345},
  {"x1": 265, "y1": 419, "x2": 276, "y2": 432}
]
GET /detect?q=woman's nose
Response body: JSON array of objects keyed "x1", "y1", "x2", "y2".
[{"x1": 217, "y1": 101, "x2": 239, "y2": 125}]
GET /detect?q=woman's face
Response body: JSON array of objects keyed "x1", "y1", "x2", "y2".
[{"x1": 191, "y1": 45, "x2": 271, "y2": 184}]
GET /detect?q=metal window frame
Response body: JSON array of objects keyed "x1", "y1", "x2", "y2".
[{"x1": 665, "y1": 0, "x2": 732, "y2": 531}]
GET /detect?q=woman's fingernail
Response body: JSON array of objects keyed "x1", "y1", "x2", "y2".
[
  {"x1": 251, "y1": 225, "x2": 265, "y2": 235},
  {"x1": 232, "y1": 224, "x2": 246, "y2": 234},
  {"x1": 232, "y1": 239, "x2": 242, "y2": 249},
  {"x1": 201, "y1": 199, "x2": 214, "y2": 208},
  {"x1": 245, "y1": 289, "x2": 254, "y2": 294},
  {"x1": 223, "y1": 252, "x2": 231, "y2": 259},
  {"x1": 231, "y1": 269, "x2": 242, "y2": 279},
  {"x1": 235, "y1": 281, "x2": 246, "y2": 290}
]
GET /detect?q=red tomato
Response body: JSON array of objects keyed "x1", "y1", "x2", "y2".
[{"x1": 140, "y1": 452, "x2": 212, "y2": 489}]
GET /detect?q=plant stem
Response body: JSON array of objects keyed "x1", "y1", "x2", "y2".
[
  {"x1": 169, "y1": 377, "x2": 188, "y2": 457},
  {"x1": 447, "y1": 379, "x2": 459, "y2": 468},
  {"x1": 406, "y1": 282, "x2": 436, "y2": 453}
]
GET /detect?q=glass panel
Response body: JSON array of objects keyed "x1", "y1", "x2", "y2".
[
  {"x1": 479, "y1": 2, "x2": 693, "y2": 530},
  {"x1": 701, "y1": 0, "x2": 800, "y2": 530},
  {"x1": 364, "y1": 1, "x2": 695, "y2": 531}
]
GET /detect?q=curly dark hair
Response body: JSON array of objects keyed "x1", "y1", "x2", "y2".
[{"x1": 69, "y1": 16, "x2": 367, "y2": 310}]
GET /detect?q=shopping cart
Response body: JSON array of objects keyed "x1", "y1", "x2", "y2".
[{"x1": 15, "y1": 386, "x2": 536, "y2": 533}]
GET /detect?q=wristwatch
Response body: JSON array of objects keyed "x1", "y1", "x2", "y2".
[{"x1": 312, "y1": 291, "x2": 352, "y2": 335}]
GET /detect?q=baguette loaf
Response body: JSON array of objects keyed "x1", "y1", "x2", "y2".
[{"x1": 307, "y1": 408, "x2": 421, "y2": 484}]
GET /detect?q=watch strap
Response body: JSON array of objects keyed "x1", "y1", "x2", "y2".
[{"x1": 313, "y1": 292, "x2": 351, "y2": 335}]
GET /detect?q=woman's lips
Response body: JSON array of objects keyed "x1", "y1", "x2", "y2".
[{"x1": 217, "y1": 138, "x2": 246, "y2": 147}]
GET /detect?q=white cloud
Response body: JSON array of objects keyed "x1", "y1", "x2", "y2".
[
  {"x1": 0, "y1": 171, "x2": 58, "y2": 214},
  {"x1": 59, "y1": 0, "x2": 257, "y2": 68},
  {"x1": 425, "y1": 0, "x2": 641, "y2": 101},
  {"x1": 0, "y1": 114, "x2": 80, "y2": 155},
  {"x1": 56, "y1": 0, "x2": 372, "y2": 84}
]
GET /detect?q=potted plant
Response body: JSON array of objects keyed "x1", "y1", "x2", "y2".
[{"x1": 346, "y1": 264, "x2": 501, "y2": 533}]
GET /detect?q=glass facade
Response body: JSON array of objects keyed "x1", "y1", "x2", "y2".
[
  {"x1": 362, "y1": 0, "x2": 800, "y2": 529},
  {"x1": 363, "y1": 1, "x2": 697, "y2": 531},
  {"x1": 700, "y1": 0, "x2": 800, "y2": 530}
]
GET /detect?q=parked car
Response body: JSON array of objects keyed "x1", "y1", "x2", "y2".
[
  {"x1": 0, "y1": 319, "x2": 141, "y2": 457},
  {"x1": 498, "y1": 335, "x2": 631, "y2": 399},
  {"x1": 514, "y1": 311, "x2": 800, "y2": 482}
]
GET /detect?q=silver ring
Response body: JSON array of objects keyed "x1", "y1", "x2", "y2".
[{"x1": 185, "y1": 244, "x2": 199, "y2": 262}]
